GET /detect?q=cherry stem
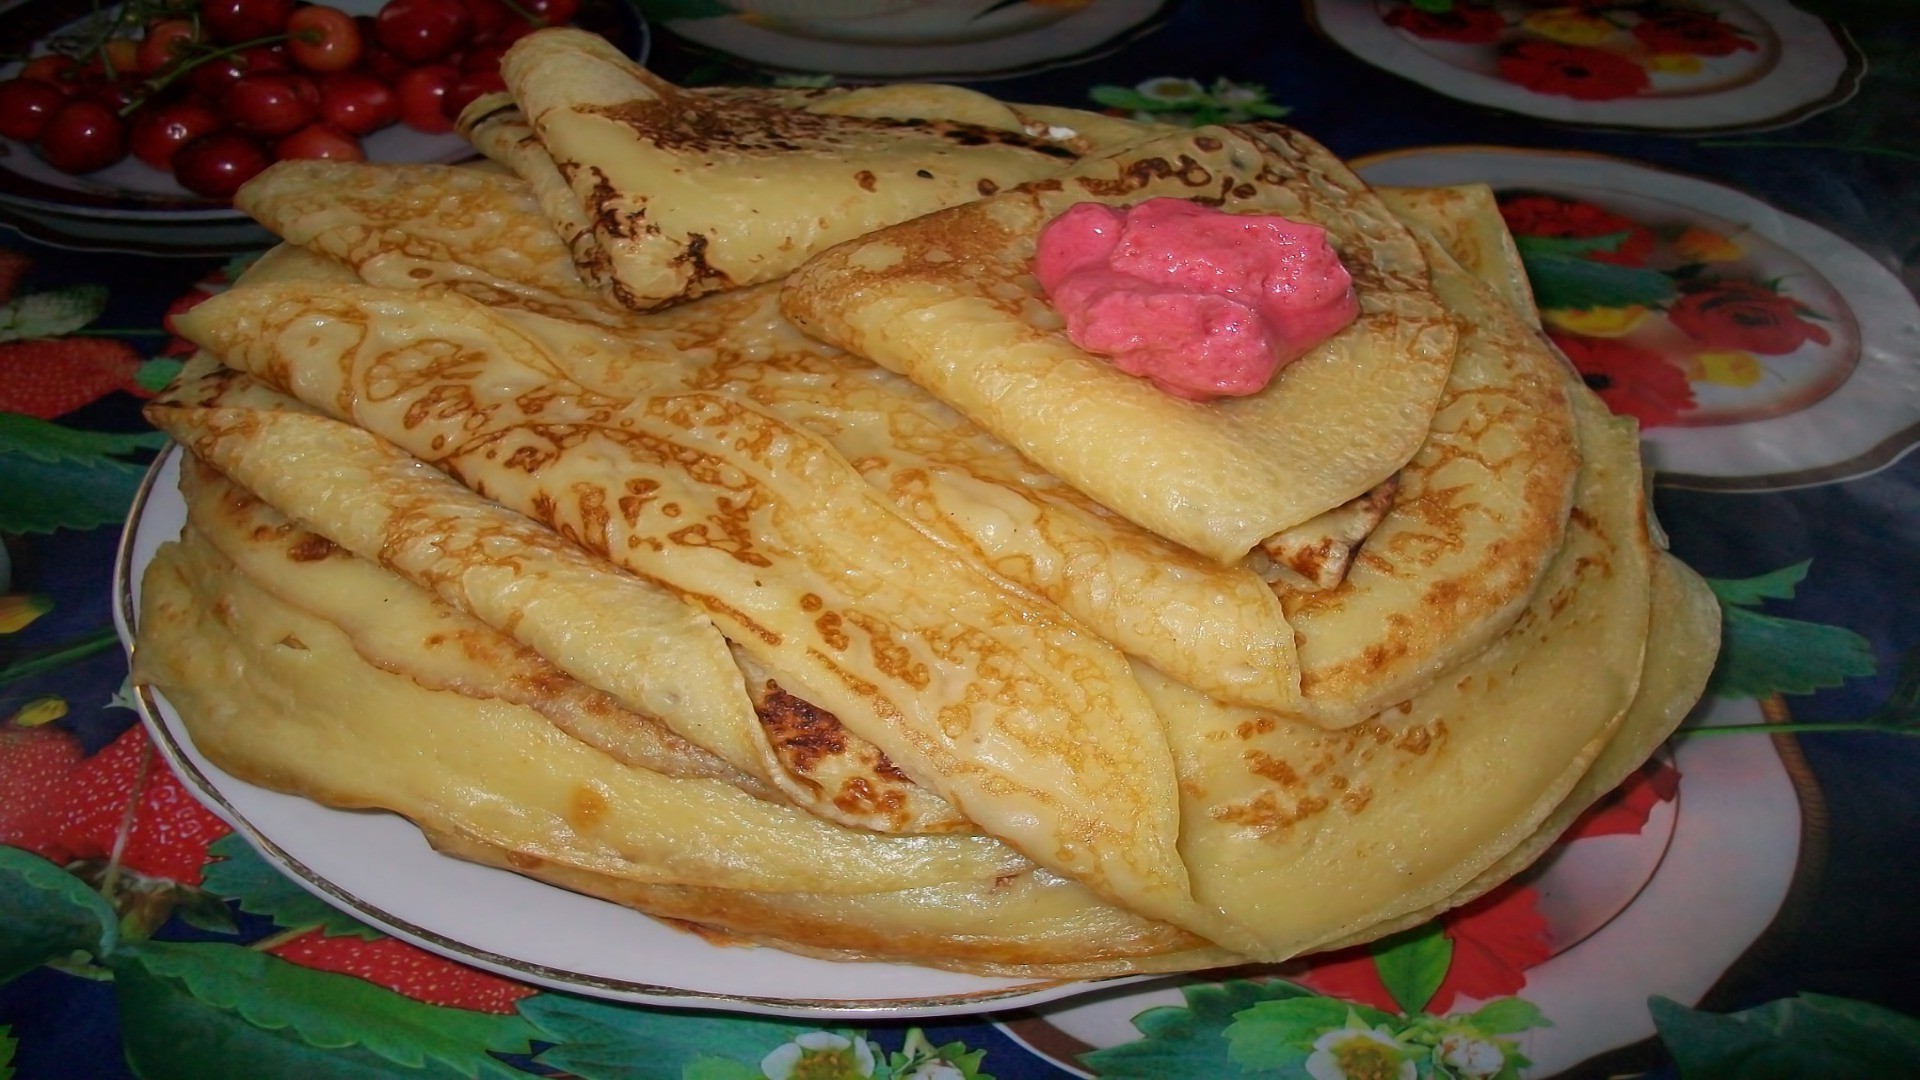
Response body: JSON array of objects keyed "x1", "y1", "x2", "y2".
[
  {"x1": 97, "y1": 736, "x2": 155, "y2": 902},
  {"x1": 118, "y1": 31, "x2": 298, "y2": 119}
]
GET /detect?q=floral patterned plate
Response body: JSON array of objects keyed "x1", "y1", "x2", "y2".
[
  {"x1": 1354, "y1": 146, "x2": 1920, "y2": 491},
  {"x1": 660, "y1": 0, "x2": 1168, "y2": 80},
  {"x1": 998, "y1": 698, "x2": 1809, "y2": 1077},
  {"x1": 1308, "y1": 0, "x2": 1859, "y2": 131}
]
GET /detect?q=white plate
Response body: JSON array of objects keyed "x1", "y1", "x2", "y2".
[
  {"x1": 998, "y1": 697, "x2": 1808, "y2": 1076},
  {"x1": 115, "y1": 444, "x2": 1730, "y2": 1024},
  {"x1": 664, "y1": 0, "x2": 1167, "y2": 79},
  {"x1": 114, "y1": 446, "x2": 1130, "y2": 1019},
  {"x1": 1310, "y1": 0, "x2": 1858, "y2": 132},
  {"x1": 1355, "y1": 146, "x2": 1920, "y2": 491}
]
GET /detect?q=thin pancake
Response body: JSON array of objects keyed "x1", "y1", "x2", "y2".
[
  {"x1": 782, "y1": 122, "x2": 1459, "y2": 563},
  {"x1": 136, "y1": 529, "x2": 1030, "y2": 894},
  {"x1": 498, "y1": 28, "x2": 1084, "y2": 309},
  {"x1": 1150, "y1": 382, "x2": 1653, "y2": 957},
  {"x1": 177, "y1": 455, "x2": 764, "y2": 793},
  {"x1": 171, "y1": 280, "x2": 1260, "y2": 954}
]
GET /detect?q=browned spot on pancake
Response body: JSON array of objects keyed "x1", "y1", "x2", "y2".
[
  {"x1": 1213, "y1": 790, "x2": 1329, "y2": 835},
  {"x1": 505, "y1": 850, "x2": 543, "y2": 870},
  {"x1": 833, "y1": 776, "x2": 906, "y2": 819},
  {"x1": 1395, "y1": 725, "x2": 1432, "y2": 755},
  {"x1": 1243, "y1": 749, "x2": 1301, "y2": 788},
  {"x1": 285, "y1": 533, "x2": 337, "y2": 562},
  {"x1": 854, "y1": 169, "x2": 877, "y2": 192},
  {"x1": 1340, "y1": 785, "x2": 1374, "y2": 813},
  {"x1": 757, "y1": 683, "x2": 847, "y2": 772},
  {"x1": 569, "y1": 784, "x2": 610, "y2": 831},
  {"x1": 277, "y1": 633, "x2": 306, "y2": 650},
  {"x1": 977, "y1": 178, "x2": 999, "y2": 197},
  {"x1": 815, "y1": 610, "x2": 849, "y2": 650},
  {"x1": 1236, "y1": 716, "x2": 1277, "y2": 740},
  {"x1": 800, "y1": 593, "x2": 824, "y2": 612}
]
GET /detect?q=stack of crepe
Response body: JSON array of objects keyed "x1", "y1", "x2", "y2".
[{"x1": 132, "y1": 28, "x2": 1720, "y2": 979}]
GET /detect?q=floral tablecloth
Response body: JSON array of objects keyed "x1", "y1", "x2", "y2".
[{"x1": 3, "y1": 1, "x2": 1917, "y2": 1077}]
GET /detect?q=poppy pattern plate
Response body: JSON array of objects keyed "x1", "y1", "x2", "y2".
[{"x1": 1309, "y1": 0, "x2": 1858, "y2": 131}]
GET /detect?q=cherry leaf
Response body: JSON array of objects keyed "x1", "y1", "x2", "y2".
[
  {"x1": 109, "y1": 940, "x2": 537, "y2": 1080},
  {"x1": 0, "y1": 844, "x2": 121, "y2": 984},
  {"x1": 1651, "y1": 993, "x2": 1920, "y2": 1077},
  {"x1": 1079, "y1": 979, "x2": 1322, "y2": 1079},
  {"x1": 1707, "y1": 562, "x2": 1809, "y2": 607},
  {"x1": 1369, "y1": 922, "x2": 1453, "y2": 1016},
  {"x1": 520, "y1": 992, "x2": 827, "y2": 1079}
]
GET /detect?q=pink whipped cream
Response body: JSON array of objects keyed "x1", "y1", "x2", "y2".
[{"x1": 1033, "y1": 197, "x2": 1360, "y2": 400}]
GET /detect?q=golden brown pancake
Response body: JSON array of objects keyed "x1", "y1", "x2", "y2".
[
  {"x1": 494, "y1": 28, "x2": 1087, "y2": 310},
  {"x1": 782, "y1": 122, "x2": 1460, "y2": 565}
]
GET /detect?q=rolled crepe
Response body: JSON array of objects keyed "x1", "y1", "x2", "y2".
[{"x1": 494, "y1": 28, "x2": 1087, "y2": 309}]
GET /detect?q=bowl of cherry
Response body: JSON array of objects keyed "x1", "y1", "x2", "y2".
[{"x1": 0, "y1": 0, "x2": 647, "y2": 254}]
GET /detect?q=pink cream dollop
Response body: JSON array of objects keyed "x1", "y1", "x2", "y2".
[{"x1": 1033, "y1": 197, "x2": 1361, "y2": 401}]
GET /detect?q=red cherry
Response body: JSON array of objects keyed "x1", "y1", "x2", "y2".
[
  {"x1": 316, "y1": 70, "x2": 398, "y2": 136},
  {"x1": 375, "y1": 0, "x2": 474, "y2": 65},
  {"x1": 18, "y1": 56, "x2": 81, "y2": 93},
  {"x1": 201, "y1": 0, "x2": 298, "y2": 45},
  {"x1": 442, "y1": 69, "x2": 505, "y2": 121},
  {"x1": 394, "y1": 64, "x2": 459, "y2": 133},
  {"x1": 287, "y1": 6, "x2": 365, "y2": 74},
  {"x1": 0, "y1": 78, "x2": 69, "y2": 141},
  {"x1": 137, "y1": 19, "x2": 201, "y2": 76},
  {"x1": 455, "y1": 0, "x2": 516, "y2": 42},
  {"x1": 37, "y1": 99, "x2": 128, "y2": 174},
  {"x1": 223, "y1": 72, "x2": 320, "y2": 137},
  {"x1": 274, "y1": 122, "x2": 365, "y2": 162},
  {"x1": 129, "y1": 99, "x2": 225, "y2": 171},
  {"x1": 460, "y1": 42, "x2": 510, "y2": 75},
  {"x1": 172, "y1": 131, "x2": 272, "y2": 198},
  {"x1": 187, "y1": 45, "x2": 291, "y2": 99},
  {"x1": 522, "y1": 0, "x2": 579, "y2": 25}
]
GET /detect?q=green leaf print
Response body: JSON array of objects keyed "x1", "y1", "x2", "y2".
[
  {"x1": 200, "y1": 834, "x2": 382, "y2": 939},
  {"x1": 521, "y1": 992, "x2": 827, "y2": 1080},
  {"x1": 109, "y1": 940, "x2": 536, "y2": 1080},
  {"x1": 1369, "y1": 922, "x2": 1453, "y2": 1016},
  {"x1": 1078, "y1": 979, "x2": 1322, "y2": 1079},
  {"x1": 1651, "y1": 993, "x2": 1920, "y2": 1078},
  {"x1": 0, "y1": 845, "x2": 120, "y2": 984}
]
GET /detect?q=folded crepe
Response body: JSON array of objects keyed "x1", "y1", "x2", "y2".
[
  {"x1": 132, "y1": 60, "x2": 1721, "y2": 978},
  {"x1": 782, "y1": 122, "x2": 1461, "y2": 565},
  {"x1": 222, "y1": 158, "x2": 1573, "y2": 730},
  {"x1": 167, "y1": 278, "x2": 1262, "y2": 954},
  {"x1": 486, "y1": 28, "x2": 1091, "y2": 310}
]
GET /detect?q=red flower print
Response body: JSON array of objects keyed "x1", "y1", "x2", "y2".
[
  {"x1": 1565, "y1": 754, "x2": 1681, "y2": 840},
  {"x1": 1631, "y1": 11, "x2": 1757, "y2": 56},
  {"x1": 1498, "y1": 39, "x2": 1651, "y2": 100},
  {"x1": 1668, "y1": 280, "x2": 1833, "y2": 355},
  {"x1": 1498, "y1": 194, "x2": 1656, "y2": 267},
  {"x1": 1550, "y1": 330, "x2": 1696, "y2": 428},
  {"x1": 1385, "y1": 2, "x2": 1507, "y2": 43},
  {"x1": 1298, "y1": 883, "x2": 1553, "y2": 1014}
]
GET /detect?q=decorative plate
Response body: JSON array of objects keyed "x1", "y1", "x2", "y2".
[
  {"x1": 1355, "y1": 146, "x2": 1920, "y2": 491},
  {"x1": 660, "y1": 0, "x2": 1169, "y2": 80},
  {"x1": 1309, "y1": 0, "x2": 1859, "y2": 132},
  {"x1": 998, "y1": 698, "x2": 1811, "y2": 1077}
]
